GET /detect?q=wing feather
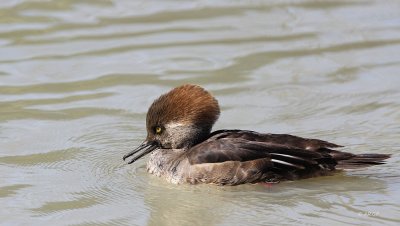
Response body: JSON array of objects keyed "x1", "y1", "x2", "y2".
[{"x1": 186, "y1": 135, "x2": 338, "y2": 172}]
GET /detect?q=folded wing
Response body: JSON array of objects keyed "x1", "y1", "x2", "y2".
[{"x1": 187, "y1": 130, "x2": 339, "y2": 173}]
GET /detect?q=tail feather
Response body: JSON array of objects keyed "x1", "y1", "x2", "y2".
[{"x1": 336, "y1": 153, "x2": 391, "y2": 169}]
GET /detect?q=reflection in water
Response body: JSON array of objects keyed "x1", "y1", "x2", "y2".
[
  {"x1": 0, "y1": 0, "x2": 400, "y2": 225},
  {"x1": 142, "y1": 173, "x2": 394, "y2": 226}
]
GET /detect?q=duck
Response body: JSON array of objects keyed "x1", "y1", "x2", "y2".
[{"x1": 123, "y1": 84, "x2": 390, "y2": 185}]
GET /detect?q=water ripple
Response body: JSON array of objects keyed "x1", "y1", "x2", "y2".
[{"x1": 1, "y1": 0, "x2": 400, "y2": 225}]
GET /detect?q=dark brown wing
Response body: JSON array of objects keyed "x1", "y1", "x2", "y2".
[
  {"x1": 207, "y1": 130, "x2": 342, "y2": 151},
  {"x1": 189, "y1": 130, "x2": 389, "y2": 170},
  {"x1": 184, "y1": 130, "x2": 389, "y2": 184},
  {"x1": 187, "y1": 130, "x2": 339, "y2": 172},
  {"x1": 209, "y1": 130, "x2": 390, "y2": 167}
]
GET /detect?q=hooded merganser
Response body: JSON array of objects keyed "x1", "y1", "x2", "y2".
[{"x1": 123, "y1": 84, "x2": 390, "y2": 185}]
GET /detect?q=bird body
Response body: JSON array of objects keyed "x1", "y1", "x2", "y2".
[{"x1": 123, "y1": 84, "x2": 390, "y2": 185}]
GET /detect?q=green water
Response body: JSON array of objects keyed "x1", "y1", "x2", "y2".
[{"x1": 1, "y1": 0, "x2": 399, "y2": 225}]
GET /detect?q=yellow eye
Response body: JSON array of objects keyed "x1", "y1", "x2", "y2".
[{"x1": 155, "y1": 126, "x2": 162, "y2": 134}]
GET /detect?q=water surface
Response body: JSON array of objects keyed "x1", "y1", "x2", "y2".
[{"x1": 1, "y1": 0, "x2": 400, "y2": 225}]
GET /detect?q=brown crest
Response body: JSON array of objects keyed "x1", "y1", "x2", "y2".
[{"x1": 146, "y1": 84, "x2": 220, "y2": 132}]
